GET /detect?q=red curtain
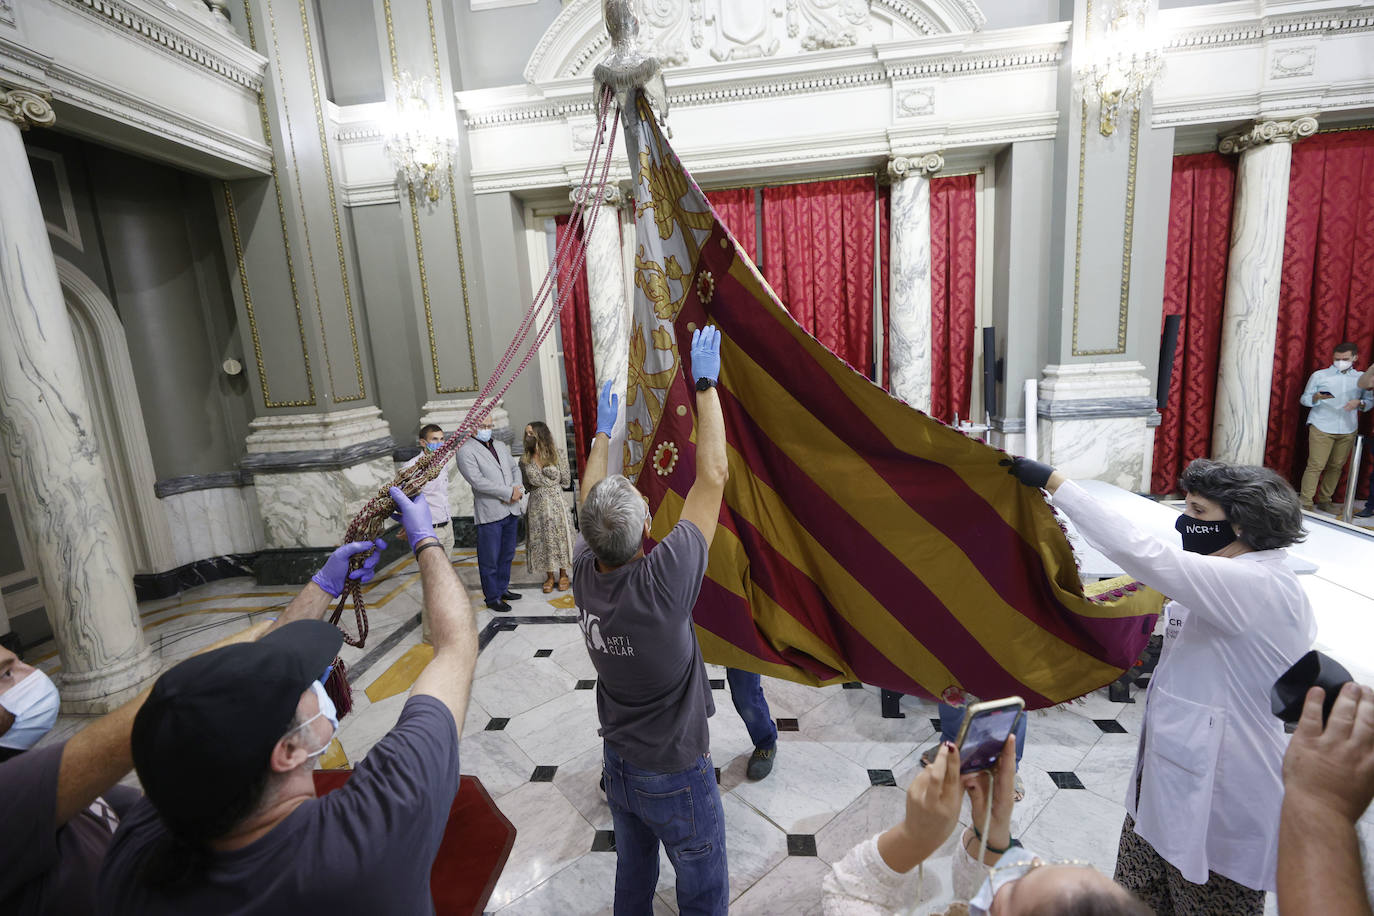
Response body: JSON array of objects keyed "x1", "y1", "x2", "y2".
[
  {"x1": 705, "y1": 188, "x2": 757, "y2": 263},
  {"x1": 761, "y1": 178, "x2": 876, "y2": 373},
  {"x1": 1151, "y1": 153, "x2": 1236, "y2": 494},
  {"x1": 878, "y1": 184, "x2": 891, "y2": 388},
  {"x1": 1264, "y1": 129, "x2": 1374, "y2": 501},
  {"x1": 929, "y1": 174, "x2": 978, "y2": 424},
  {"x1": 555, "y1": 215, "x2": 596, "y2": 476}
]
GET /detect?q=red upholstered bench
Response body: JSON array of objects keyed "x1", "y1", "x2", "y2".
[{"x1": 314, "y1": 771, "x2": 516, "y2": 916}]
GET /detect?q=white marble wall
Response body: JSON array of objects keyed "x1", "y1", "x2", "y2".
[
  {"x1": 887, "y1": 156, "x2": 940, "y2": 412},
  {"x1": 579, "y1": 187, "x2": 630, "y2": 473},
  {"x1": 1212, "y1": 126, "x2": 1305, "y2": 465},
  {"x1": 160, "y1": 486, "x2": 265, "y2": 568},
  {"x1": 1038, "y1": 362, "x2": 1155, "y2": 492},
  {"x1": 244, "y1": 406, "x2": 396, "y2": 549},
  {"x1": 0, "y1": 98, "x2": 157, "y2": 711}
]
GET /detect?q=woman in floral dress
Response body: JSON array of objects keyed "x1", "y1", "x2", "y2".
[{"x1": 520, "y1": 421, "x2": 574, "y2": 592}]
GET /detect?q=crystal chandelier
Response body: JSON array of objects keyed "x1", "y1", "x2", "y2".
[
  {"x1": 384, "y1": 72, "x2": 456, "y2": 204},
  {"x1": 1073, "y1": 0, "x2": 1165, "y2": 138}
]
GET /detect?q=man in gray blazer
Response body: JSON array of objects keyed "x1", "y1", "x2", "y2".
[{"x1": 456, "y1": 416, "x2": 524, "y2": 612}]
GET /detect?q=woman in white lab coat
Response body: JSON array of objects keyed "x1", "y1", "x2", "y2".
[{"x1": 1004, "y1": 456, "x2": 1315, "y2": 916}]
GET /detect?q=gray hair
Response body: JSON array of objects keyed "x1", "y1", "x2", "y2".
[
  {"x1": 1178, "y1": 458, "x2": 1306, "y2": 551},
  {"x1": 582, "y1": 475, "x2": 647, "y2": 567}
]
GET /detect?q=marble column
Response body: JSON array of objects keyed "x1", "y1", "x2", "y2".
[
  {"x1": 1212, "y1": 116, "x2": 1317, "y2": 465},
  {"x1": 0, "y1": 89, "x2": 158, "y2": 711},
  {"x1": 886, "y1": 153, "x2": 943, "y2": 412},
  {"x1": 574, "y1": 184, "x2": 630, "y2": 473}
]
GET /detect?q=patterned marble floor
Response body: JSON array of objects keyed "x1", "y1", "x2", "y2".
[{"x1": 27, "y1": 535, "x2": 1374, "y2": 914}]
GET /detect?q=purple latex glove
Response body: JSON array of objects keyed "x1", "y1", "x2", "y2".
[
  {"x1": 311, "y1": 539, "x2": 386, "y2": 597},
  {"x1": 595, "y1": 379, "x2": 619, "y2": 437},
  {"x1": 389, "y1": 486, "x2": 437, "y2": 551}
]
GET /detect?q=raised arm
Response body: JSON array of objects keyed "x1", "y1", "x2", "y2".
[
  {"x1": 680, "y1": 326, "x2": 728, "y2": 550},
  {"x1": 1360, "y1": 364, "x2": 1374, "y2": 391},
  {"x1": 54, "y1": 619, "x2": 272, "y2": 827},
  {"x1": 267, "y1": 540, "x2": 386, "y2": 632},
  {"x1": 1279, "y1": 683, "x2": 1374, "y2": 916},
  {"x1": 579, "y1": 380, "x2": 618, "y2": 505},
  {"x1": 389, "y1": 487, "x2": 478, "y2": 727}
]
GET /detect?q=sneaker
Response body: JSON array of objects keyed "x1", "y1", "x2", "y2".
[
  {"x1": 502, "y1": 591, "x2": 523, "y2": 601},
  {"x1": 747, "y1": 746, "x2": 776, "y2": 780},
  {"x1": 1357, "y1": 505, "x2": 1374, "y2": 518}
]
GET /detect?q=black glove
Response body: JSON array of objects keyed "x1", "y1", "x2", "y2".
[{"x1": 999, "y1": 456, "x2": 1055, "y2": 489}]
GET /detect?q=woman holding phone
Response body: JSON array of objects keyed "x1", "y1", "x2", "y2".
[{"x1": 1004, "y1": 456, "x2": 1315, "y2": 916}]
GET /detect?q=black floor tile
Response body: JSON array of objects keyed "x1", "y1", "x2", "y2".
[
  {"x1": 1094, "y1": 719, "x2": 1128, "y2": 734},
  {"x1": 776, "y1": 718, "x2": 799, "y2": 732},
  {"x1": 929, "y1": 718, "x2": 942, "y2": 732},
  {"x1": 868, "y1": 769, "x2": 896, "y2": 787},
  {"x1": 591, "y1": 829, "x2": 616, "y2": 852},
  {"x1": 709, "y1": 678, "x2": 725, "y2": 689},
  {"x1": 842, "y1": 681, "x2": 864, "y2": 690},
  {"x1": 787, "y1": 834, "x2": 818, "y2": 856},
  {"x1": 531, "y1": 765, "x2": 558, "y2": 782},
  {"x1": 1047, "y1": 771, "x2": 1085, "y2": 789},
  {"x1": 484, "y1": 717, "x2": 509, "y2": 731},
  {"x1": 575, "y1": 680, "x2": 596, "y2": 690},
  {"x1": 534, "y1": 649, "x2": 553, "y2": 657},
  {"x1": 714, "y1": 767, "x2": 721, "y2": 784}
]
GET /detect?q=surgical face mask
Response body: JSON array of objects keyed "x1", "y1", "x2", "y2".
[
  {"x1": 0, "y1": 669, "x2": 61, "y2": 751},
  {"x1": 969, "y1": 846, "x2": 1038, "y2": 915},
  {"x1": 1334, "y1": 359, "x2": 1354, "y2": 372},
  {"x1": 1175, "y1": 513, "x2": 1237, "y2": 555},
  {"x1": 474, "y1": 428, "x2": 493, "y2": 443},
  {"x1": 294, "y1": 680, "x2": 339, "y2": 758},
  {"x1": 425, "y1": 440, "x2": 441, "y2": 452}
]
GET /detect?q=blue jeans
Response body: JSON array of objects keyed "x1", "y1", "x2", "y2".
[
  {"x1": 476, "y1": 514, "x2": 518, "y2": 603},
  {"x1": 939, "y1": 702, "x2": 1027, "y2": 768},
  {"x1": 602, "y1": 744, "x2": 728, "y2": 915},
  {"x1": 726, "y1": 668, "x2": 777, "y2": 751}
]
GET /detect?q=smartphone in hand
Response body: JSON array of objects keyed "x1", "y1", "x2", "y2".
[{"x1": 954, "y1": 697, "x2": 1025, "y2": 774}]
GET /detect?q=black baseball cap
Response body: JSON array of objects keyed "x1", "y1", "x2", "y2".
[{"x1": 131, "y1": 620, "x2": 342, "y2": 833}]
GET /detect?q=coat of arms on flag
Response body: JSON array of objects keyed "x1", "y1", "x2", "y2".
[{"x1": 618, "y1": 95, "x2": 1159, "y2": 709}]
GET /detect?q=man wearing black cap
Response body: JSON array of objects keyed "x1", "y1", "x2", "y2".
[
  {"x1": 96, "y1": 487, "x2": 476, "y2": 914},
  {"x1": 0, "y1": 538, "x2": 382, "y2": 916}
]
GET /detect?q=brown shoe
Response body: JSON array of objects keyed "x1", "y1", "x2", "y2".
[
  {"x1": 558, "y1": 573, "x2": 570, "y2": 591},
  {"x1": 1316, "y1": 502, "x2": 1340, "y2": 515}
]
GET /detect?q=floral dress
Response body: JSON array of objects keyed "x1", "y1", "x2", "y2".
[{"x1": 521, "y1": 450, "x2": 574, "y2": 574}]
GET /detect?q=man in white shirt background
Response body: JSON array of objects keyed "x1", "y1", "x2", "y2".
[
  {"x1": 401, "y1": 424, "x2": 455, "y2": 556},
  {"x1": 1298, "y1": 342, "x2": 1373, "y2": 513}
]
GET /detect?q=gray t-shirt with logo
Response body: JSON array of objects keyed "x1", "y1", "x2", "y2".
[{"x1": 572, "y1": 519, "x2": 715, "y2": 773}]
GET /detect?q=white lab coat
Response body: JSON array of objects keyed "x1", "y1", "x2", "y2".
[{"x1": 1051, "y1": 481, "x2": 1315, "y2": 891}]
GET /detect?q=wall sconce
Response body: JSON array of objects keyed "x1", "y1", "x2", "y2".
[
  {"x1": 383, "y1": 72, "x2": 456, "y2": 204},
  {"x1": 1073, "y1": 0, "x2": 1164, "y2": 137}
]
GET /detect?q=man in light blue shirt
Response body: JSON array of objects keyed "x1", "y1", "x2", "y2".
[{"x1": 1298, "y1": 342, "x2": 1372, "y2": 512}]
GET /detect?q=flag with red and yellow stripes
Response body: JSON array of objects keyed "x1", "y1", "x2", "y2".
[{"x1": 619, "y1": 96, "x2": 1158, "y2": 709}]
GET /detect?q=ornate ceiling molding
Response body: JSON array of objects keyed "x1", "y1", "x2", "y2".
[
  {"x1": 524, "y1": 0, "x2": 987, "y2": 84},
  {"x1": 1162, "y1": 6, "x2": 1374, "y2": 53},
  {"x1": 55, "y1": 0, "x2": 266, "y2": 92}
]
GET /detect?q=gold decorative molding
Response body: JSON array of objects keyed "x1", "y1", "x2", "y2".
[
  {"x1": 1218, "y1": 116, "x2": 1319, "y2": 154},
  {"x1": 385, "y1": 0, "x2": 479, "y2": 394},
  {"x1": 236, "y1": 1, "x2": 315, "y2": 410},
  {"x1": 297, "y1": 0, "x2": 365, "y2": 403},
  {"x1": 0, "y1": 87, "x2": 55, "y2": 130},
  {"x1": 222, "y1": 182, "x2": 315, "y2": 408}
]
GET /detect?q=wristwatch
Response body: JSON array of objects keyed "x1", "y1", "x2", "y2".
[{"x1": 695, "y1": 377, "x2": 716, "y2": 391}]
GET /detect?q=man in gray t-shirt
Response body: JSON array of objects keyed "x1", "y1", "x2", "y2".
[{"x1": 573, "y1": 326, "x2": 730, "y2": 915}]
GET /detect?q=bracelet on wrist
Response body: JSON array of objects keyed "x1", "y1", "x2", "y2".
[
  {"x1": 414, "y1": 539, "x2": 442, "y2": 558},
  {"x1": 970, "y1": 824, "x2": 1019, "y2": 855}
]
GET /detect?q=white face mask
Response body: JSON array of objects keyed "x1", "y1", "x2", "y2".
[
  {"x1": 1334, "y1": 359, "x2": 1354, "y2": 372},
  {"x1": 295, "y1": 680, "x2": 339, "y2": 759},
  {"x1": 0, "y1": 669, "x2": 61, "y2": 751},
  {"x1": 474, "y1": 428, "x2": 493, "y2": 443},
  {"x1": 969, "y1": 846, "x2": 1038, "y2": 916}
]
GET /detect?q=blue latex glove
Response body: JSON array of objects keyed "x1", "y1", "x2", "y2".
[
  {"x1": 389, "y1": 485, "x2": 437, "y2": 551},
  {"x1": 689, "y1": 325, "x2": 721, "y2": 384},
  {"x1": 311, "y1": 539, "x2": 386, "y2": 597},
  {"x1": 596, "y1": 379, "x2": 619, "y2": 437}
]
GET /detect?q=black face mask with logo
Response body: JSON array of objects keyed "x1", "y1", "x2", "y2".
[{"x1": 1175, "y1": 514, "x2": 1238, "y2": 555}]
